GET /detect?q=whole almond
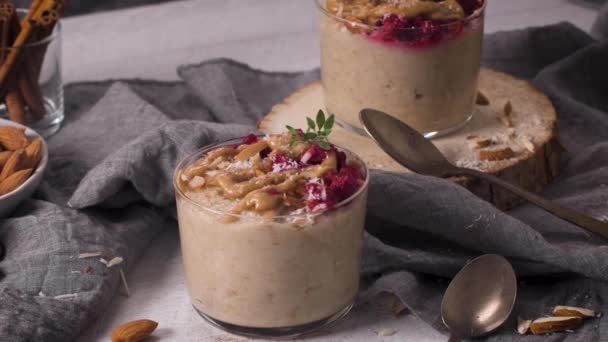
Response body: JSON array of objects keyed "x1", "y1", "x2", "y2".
[
  {"x1": 0, "y1": 168, "x2": 32, "y2": 195},
  {"x1": 0, "y1": 150, "x2": 12, "y2": 169},
  {"x1": 23, "y1": 138, "x2": 43, "y2": 169},
  {"x1": 529, "y1": 316, "x2": 582, "y2": 335},
  {"x1": 235, "y1": 141, "x2": 269, "y2": 161},
  {"x1": 0, "y1": 126, "x2": 28, "y2": 151},
  {"x1": 111, "y1": 319, "x2": 158, "y2": 342},
  {"x1": 552, "y1": 305, "x2": 596, "y2": 318},
  {"x1": 0, "y1": 149, "x2": 24, "y2": 181},
  {"x1": 517, "y1": 318, "x2": 532, "y2": 335}
]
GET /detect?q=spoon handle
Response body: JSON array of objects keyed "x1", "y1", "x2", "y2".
[{"x1": 453, "y1": 168, "x2": 608, "y2": 239}]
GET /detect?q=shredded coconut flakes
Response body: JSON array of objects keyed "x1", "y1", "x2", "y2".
[
  {"x1": 119, "y1": 269, "x2": 130, "y2": 297},
  {"x1": 54, "y1": 293, "x2": 78, "y2": 300},
  {"x1": 106, "y1": 256, "x2": 124, "y2": 268},
  {"x1": 376, "y1": 328, "x2": 396, "y2": 337},
  {"x1": 227, "y1": 160, "x2": 253, "y2": 170},
  {"x1": 78, "y1": 252, "x2": 102, "y2": 259}
]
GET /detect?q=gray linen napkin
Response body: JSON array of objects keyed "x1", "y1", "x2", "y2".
[{"x1": 1, "y1": 18, "x2": 608, "y2": 342}]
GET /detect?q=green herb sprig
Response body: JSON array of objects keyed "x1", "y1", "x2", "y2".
[{"x1": 286, "y1": 110, "x2": 335, "y2": 150}]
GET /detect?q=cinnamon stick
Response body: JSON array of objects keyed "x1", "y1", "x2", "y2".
[
  {"x1": 26, "y1": 7, "x2": 60, "y2": 84},
  {"x1": 21, "y1": 0, "x2": 44, "y2": 26},
  {"x1": 0, "y1": 2, "x2": 9, "y2": 62},
  {"x1": 7, "y1": 4, "x2": 46, "y2": 120},
  {"x1": 0, "y1": 1, "x2": 26, "y2": 123},
  {"x1": 0, "y1": 0, "x2": 64, "y2": 124},
  {"x1": 5, "y1": 88, "x2": 25, "y2": 123},
  {"x1": 0, "y1": 0, "x2": 56, "y2": 91},
  {"x1": 18, "y1": 71, "x2": 45, "y2": 119},
  {"x1": 21, "y1": 1, "x2": 63, "y2": 113}
]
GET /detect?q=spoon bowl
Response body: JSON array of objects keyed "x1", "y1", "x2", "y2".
[
  {"x1": 359, "y1": 108, "x2": 455, "y2": 177},
  {"x1": 359, "y1": 108, "x2": 608, "y2": 239},
  {"x1": 441, "y1": 254, "x2": 517, "y2": 341}
]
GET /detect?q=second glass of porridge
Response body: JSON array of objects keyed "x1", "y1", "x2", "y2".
[
  {"x1": 318, "y1": 0, "x2": 486, "y2": 137},
  {"x1": 175, "y1": 131, "x2": 369, "y2": 338}
]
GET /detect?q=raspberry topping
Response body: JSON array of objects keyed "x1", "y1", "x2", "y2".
[
  {"x1": 300, "y1": 144, "x2": 329, "y2": 165},
  {"x1": 362, "y1": 0, "x2": 483, "y2": 47},
  {"x1": 241, "y1": 134, "x2": 259, "y2": 145},
  {"x1": 266, "y1": 188, "x2": 281, "y2": 196},
  {"x1": 305, "y1": 178, "x2": 327, "y2": 202},
  {"x1": 303, "y1": 163, "x2": 365, "y2": 212},
  {"x1": 271, "y1": 154, "x2": 300, "y2": 173},
  {"x1": 458, "y1": 0, "x2": 484, "y2": 16},
  {"x1": 324, "y1": 165, "x2": 364, "y2": 202},
  {"x1": 307, "y1": 200, "x2": 335, "y2": 213},
  {"x1": 300, "y1": 144, "x2": 347, "y2": 168},
  {"x1": 369, "y1": 14, "x2": 464, "y2": 46},
  {"x1": 336, "y1": 149, "x2": 347, "y2": 170},
  {"x1": 260, "y1": 147, "x2": 271, "y2": 159},
  {"x1": 305, "y1": 177, "x2": 336, "y2": 212},
  {"x1": 182, "y1": 128, "x2": 365, "y2": 217}
]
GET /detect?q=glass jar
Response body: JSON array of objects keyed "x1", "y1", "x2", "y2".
[
  {"x1": 317, "y1": 0, "x2": 486, "y2": 138},
  {"x1": 174, "y1": 138, "x2": 369, "y2": 338},
  {"x1": 0, "y1": 9, "x2": 63, "y2": 137}
]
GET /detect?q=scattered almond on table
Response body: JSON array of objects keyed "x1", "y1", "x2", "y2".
[
  {"x1": 518, "y1": 305, "x2": 601, "y2": 335},
  {"x1": 552, "y1": 305, "x2": 597, "y2": 318},
  {"x1": 529, "y1": 316, "x2": 583, "y2": 335},
  {"x1": 375, "y1": 328, "x2": 396, "y2": 337},
  {"x1": 374, "y1": 292, "x2": 409, "y2": 317},
  {"x1": 111, "y1": 319, "x2": 158, "y2": 342},
  {"x1": 0, "y1": 126, "x2": 41, "y2": 195},
  {"x1": 517, "y1": 317, "x2": 532, "y2": 335}
]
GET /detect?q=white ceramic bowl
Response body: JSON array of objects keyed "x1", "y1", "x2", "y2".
[{"x1": 0, "y1": 119, "x2": 48, "y2": 217}]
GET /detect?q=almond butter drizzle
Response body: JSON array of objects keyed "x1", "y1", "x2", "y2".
[
  {"x1": 326, "y1": 0, "x2": 465, "y2": 26},
  {"x1": 179, "y1": 139, "x2": 340, "y2": 217},
  {"x1": 181, "y1": 146, "x2": 239, "y2": 179},
  {"x1": 230, "y1": 152, "x2": 337, "y2": 215},
  {"x1": 235, "y1": 141, "x2": 269, "y2": 161}
]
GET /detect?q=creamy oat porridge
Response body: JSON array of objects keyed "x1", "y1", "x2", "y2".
[
  {"x1": 318, "y1": 0, "x2": 486, "y2": 136},
  {"x1": 174, "y1": 113, "x2": 369, "y2": 336}
]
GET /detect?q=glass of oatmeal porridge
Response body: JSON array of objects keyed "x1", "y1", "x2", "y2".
[
  {"x1": 318, "y1": 0, "x2": 486, "y2": 137},
  {"x1": 174, "y1": 132, "x2": 369, "y2": 338}
]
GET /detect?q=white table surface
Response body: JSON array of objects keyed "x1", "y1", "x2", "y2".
[{"x1": 68, "y1": 1, "x2": 599, "y2": 341}]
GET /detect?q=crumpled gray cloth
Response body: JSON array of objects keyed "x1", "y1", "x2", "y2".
[
  {"x1": 13, "y1": 0, "x2": 180, "y2": 17},
  {"x1": 1, "y1": 20, "x2": 608, "y2": 342},
  {"x1": 592, "y1": 1, "x2": 608, "y2": 39}
]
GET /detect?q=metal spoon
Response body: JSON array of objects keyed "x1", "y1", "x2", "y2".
[
  {"x1": 359, "y1": 108, "x2": 608, "y2": 239},
  {"x1": 441, "y1": 254, "x2": 517, "y2": 341}
]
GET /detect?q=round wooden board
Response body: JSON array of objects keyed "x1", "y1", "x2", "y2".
[{"x1": 258, "y1": 68, "x2": 562, "y2": 210}]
